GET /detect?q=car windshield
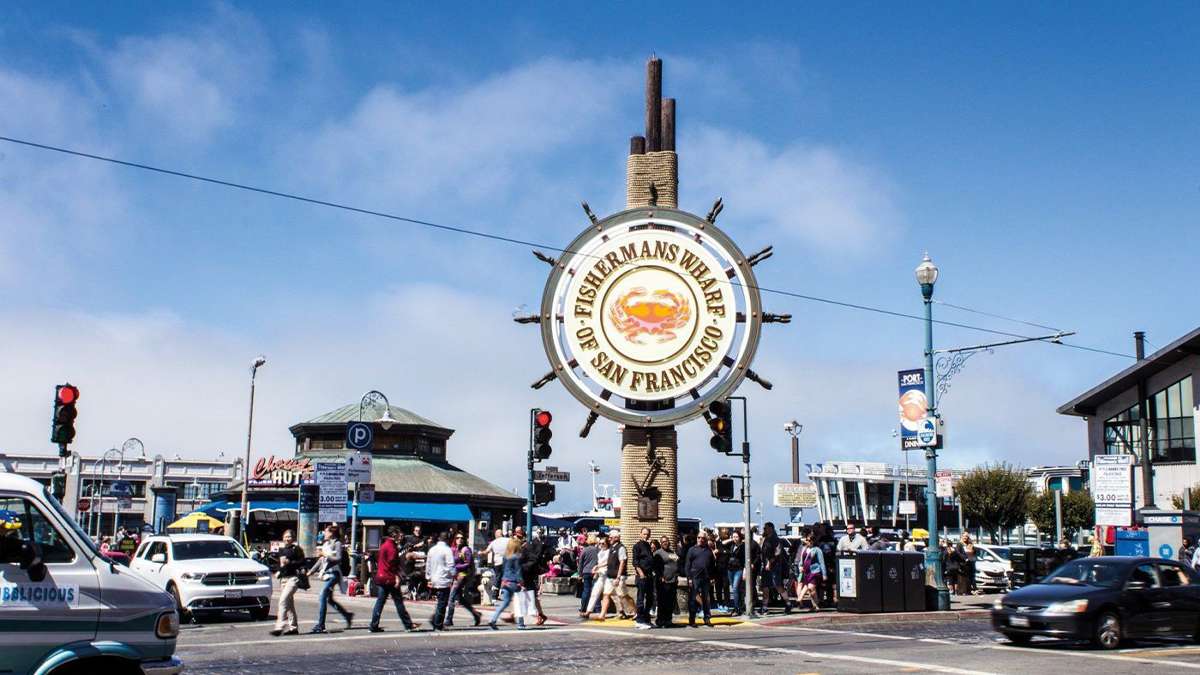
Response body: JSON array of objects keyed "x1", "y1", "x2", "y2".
[
  {"x1": 988, "y1": 547, "x2": 1010, "y2": 561},
  {"x1": 1042, "y1": 559, "x2": 1123, "y2": 588},
  {"x1": 173, "y1": 540, "x2": 247, "y2": 561},
  {"x1": 42, "y1": 487, "x2": 100, "y2": 558}
]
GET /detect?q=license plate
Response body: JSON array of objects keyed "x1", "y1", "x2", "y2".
[
  {"x1": 1009, "y1": 615, "x2": 1030, "y2": 627},
  {"x1": 224, "y1": 589, "x2": 243, "y2": 600}
]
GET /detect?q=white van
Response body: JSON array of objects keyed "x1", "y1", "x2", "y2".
[{"x1": 0, "y1": 472, "x2": 182, "y2": 675}]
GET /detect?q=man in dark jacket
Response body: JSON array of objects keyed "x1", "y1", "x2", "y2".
[
  {"x1": 519, "y1": 531, "x2": 549, "y2": 624},
  {"x1": 368, "y1": 526, "x2": 417, "y2": 632},
  {"x1": 577, "y1": 534, "x2": 599, "y2": 617},
  {"x1": 685, "y1": 530, "x2": 715, "y2": 626},
  {"x1": 632, "y1": 527, "x2": 656, "y2": 629},
  {"x1": 725, "y1": 529, "x2": 759, "y2": 616},
  {"x1": 759, "y1": 522, "x2": 793, "y2": 615}
]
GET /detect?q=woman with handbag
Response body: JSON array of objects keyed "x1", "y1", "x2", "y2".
[
  {"x1": 309, "y1": 524, "x2": 354, "y2": 634},
  {"x1": 794, "y1": 533, "x2": 824, "y2": 613},
  {"x1": 487, "y1": 538, "x2": 525, "y2": 630},
  {"x1": 269, "y1": 529, "x2": 307, "y2": 636}
]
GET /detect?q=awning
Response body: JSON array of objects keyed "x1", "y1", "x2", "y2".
[
  {"x1": 198, "y1": 499, "x2": 470, "y2": 522},
  {"x1": 355, "y1": 502, "x2": 471, "y2": 522},
  {"x1": 198, "y1": 500, "x2": 297, "y2": 515},
  {"x1": 531, "y1": 513, "x2": 575, "y2": 529}
]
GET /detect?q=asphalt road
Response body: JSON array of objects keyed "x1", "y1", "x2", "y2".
[{"x1": 173, "y1": 589, "x2": 1200, "y2": 674}]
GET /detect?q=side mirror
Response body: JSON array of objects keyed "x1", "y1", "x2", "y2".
[
  {"x1": 151, "y1": 553, "x2": 166, "y2": 564},
  {"x1": 19, "y1": 541, "x2": 46, "y2": 583},
  {"x1": 1125, "y1": 580, "x2": 1147, "y2": 591}
]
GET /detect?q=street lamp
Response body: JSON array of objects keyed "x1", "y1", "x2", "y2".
[
  {"x1": 915, "y1": 252, "x2": 950, "y2": 611},
  {"x1": 783, "y1": 421, "x2": 803, "y2": 524},
  {"x1": 240, "y1": 355, "x2": 267, "y2": 545},
  {"x1": 348, "y1": 389, "x2": 392, "y2": 579},
  {"x1": 102, "y1": 438, "x2": 145, "y2": 537}
]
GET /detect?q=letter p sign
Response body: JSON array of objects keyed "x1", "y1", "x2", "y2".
[{"x1": 346, "y1": 422, "x2": 374, "y2": 451}]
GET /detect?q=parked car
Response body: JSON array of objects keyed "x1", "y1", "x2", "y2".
[
  {"x1": 991, "y1": 556, "x2": 1200, "y2": 649},
  {"x1": 131, "y1": 533, "x2": 272, "y2": 622},
  {"x1": 0, "y1": 472, "x2": 182, "y2": 674},
  {"x1": 975, "y1": 544, "x2": 1011, "y2": 591}
]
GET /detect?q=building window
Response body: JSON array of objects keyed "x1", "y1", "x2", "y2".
[
  {"x1": 826, "y1": 481, "x2": 842, "y2": 520},
  {"x1": 1104, "y1": 405, "x2": 1141, "y2": 456},
  {"x1": 1152, "y1": 376, "x2": 1194, "y2": 463},
  {"x1": 169, "y1": 481, "x2": 228, "y2": 500}
]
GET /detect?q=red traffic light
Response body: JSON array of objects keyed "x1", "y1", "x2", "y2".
[
  {"x1": 534, "y1": 410, "x2": 552, "y2": 427},
  {"x1": 57, "y1": 384, "x2": 79, "y2": 405}
]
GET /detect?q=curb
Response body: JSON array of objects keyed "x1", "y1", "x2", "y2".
[{"x1": 758, "y1": 608, "x2": 990, "y2": 627}]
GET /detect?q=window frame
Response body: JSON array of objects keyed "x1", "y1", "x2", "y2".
[{"x1": 0, "y1": 493, "x2": 77, "y2": 564}]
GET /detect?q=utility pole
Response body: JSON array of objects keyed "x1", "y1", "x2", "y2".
[
  {"x1": 1135, "y1": 332, "x2": 1153, "y2": 508},
  {"x1": 916, "y1": 253, "x2": 950, "y2": 611}
]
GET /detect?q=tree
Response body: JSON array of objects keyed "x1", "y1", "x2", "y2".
[
  {"x1": 1170, "y1": 484, "x2": 1200, "y2": 509},
  {"x1": 1028, "y1": 489, "x2": 1095, "y2": 538},
  {"x1": 955, "y1": 463, "x2": 1033, "y2": 542}
]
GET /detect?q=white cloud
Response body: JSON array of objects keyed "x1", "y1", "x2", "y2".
[
  {"x1": 686, "y1": 126, "x2": 901, "y2": 252},
  {"x1": 101, "y1": 5, "x2": 270, "y2": 144}
]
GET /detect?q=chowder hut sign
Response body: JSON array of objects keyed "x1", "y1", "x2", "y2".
[
  {"x1": 541, "y1": 207, "x2": 763, "y2": 427},
  {"x1": 248, "y1": 455, "x2": 314, "y2": 488}
]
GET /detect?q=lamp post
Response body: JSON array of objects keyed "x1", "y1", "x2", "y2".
[
  {"x1": 349, "y1": 390, "x2": 394, "y2": 579},
  {"x1": 103, "y1": 438, "x2": 145, "y2": 537},
  {"x1": 916, "y1": 252, "x2": 950, "y2": 611},
  {"x1": 784, "y1": 421, "x2": 803, "y2": 523},
  {"x1": 239, "y1": 356, "x2": 267, "y2": 545}
]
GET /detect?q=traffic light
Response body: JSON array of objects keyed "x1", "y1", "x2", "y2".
[
  {"x1": 532, "y1": 409, "x2": 553, "y2": 461},
  {"x1": 533, "y1": 480, "x2": 555, "y2": 506},
  {"x1": 710, "y1": 475, "x2": 735, "y2": 501},
  {"x1": 51, "y1": 383, "x2": 80, "y2": 455},
  {"x1": 708, "y1": 399, "x2": 733, "y2": 453}
]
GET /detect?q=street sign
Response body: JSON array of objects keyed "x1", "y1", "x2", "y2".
[
  {"x1": 899, "y1": 500, "x2": 917, "y2": 516},
  {"x1": 107, "y1": 481, "x2": 133, "y2": 497},
  {"x1": 357, "y1": 483, "x2": 375, "y2": 504},
  {"x1": 916, "y1": 418, "x2": 937, "y2": 446},
  {"x1": 773, "y1": 482, "x2": 819, "y2": 508},
  {"x1": 345, "y1": 422, "x2": 374, "y2": 451},
  {"x1": 533, "y1": 468, "x2": 570, "y2": 482},
  {"x1": 1092, "y1": 454, "x2": 1134, "y2": 527},
  {"x1": 315, "y1": 461, "x2": 347, "y2": 523},
  {"x1": 935, "y1": 470, "x2": 954, "y2": 498},
  {"x1": 346, "y1": 451, "x2": 373, "y2": 483},
  {"x1": 77, "y1": 498, "x2": 91, "y2": 512}
]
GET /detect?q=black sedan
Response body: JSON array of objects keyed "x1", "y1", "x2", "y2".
[{"x1": 991, "y1": 556, "x2": 1200, "y2": 649}]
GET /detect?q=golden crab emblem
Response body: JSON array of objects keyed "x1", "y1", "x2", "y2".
[{"x1": 608, "y1": 288, "x2": 691, "y2": 345}]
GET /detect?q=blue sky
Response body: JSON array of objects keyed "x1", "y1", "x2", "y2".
[{"x1": 1, "y1": 2, "x2": 1196, "y2": 523}]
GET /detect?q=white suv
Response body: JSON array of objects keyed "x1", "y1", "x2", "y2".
[{"x1": 131, "y1": 534, "x2": 272, "y2": 622}]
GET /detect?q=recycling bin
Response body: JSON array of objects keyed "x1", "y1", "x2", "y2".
[
  {"x1": 837, "y1": 550, "x2": 882, "y2": 613},
  {"x1": 901, "y1": 551, "x2": 926, "y2": 612},
  {"x1": 879, "y1": 552, "x2": 904, "y2": 612},
  {"x1": 1114, "y1": 528, "x2": 1149, "y2": 557}
]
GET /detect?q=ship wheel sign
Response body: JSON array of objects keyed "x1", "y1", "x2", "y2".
[{"x1": 520, "y1": 205, "x2": 787, "y2": 431}]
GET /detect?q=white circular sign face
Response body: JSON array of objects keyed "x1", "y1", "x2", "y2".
[{"x1": 539, "y1": 208, "x2": 764, "y2": 427}]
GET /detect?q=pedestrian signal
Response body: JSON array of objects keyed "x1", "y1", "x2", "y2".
[
  {"x1": 711, "y1": 475, "x2": 735, "y2": 501},
  {"x1": 533, "y1": 480, "x2": 556, "y2": 506}
]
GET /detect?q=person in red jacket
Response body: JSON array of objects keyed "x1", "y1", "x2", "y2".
[{"x1": 368, "y1": 526, "x2": 419, "y2": 632}]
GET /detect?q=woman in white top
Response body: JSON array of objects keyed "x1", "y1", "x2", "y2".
[
  {"x1": 310, "y1": 524, "x2": 354, "y2": 633},
  {"x1": 586, "y1": 538, "x2": 611, "y2": 618}
]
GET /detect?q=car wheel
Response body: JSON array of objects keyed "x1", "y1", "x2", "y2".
[
  {"x1": 249, "y1": 606, "x2": 270, "y2": 621},
  {"x1": 1092, "y1": 610, "x2": 1122, "y2": 650},
  {"x1": 1004, "y1": 632, "x2": 1032, "y2": 645},
  {"x1": 168, "y1": 583, "x2": 192, "y2": 624}
]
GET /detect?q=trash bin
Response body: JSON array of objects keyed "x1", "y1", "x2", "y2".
[
  {"x1": 901, "y1": 551, "x2": 925, "y2": 612},
  {"x1": 1008, "y1": 546, "x2": 1034, "y2": 588},
  {"x1": 879, "y1": 552, "x2": 904, "y2": 612},
  {"x1": 837, "y1": 551, "x2": 883, "y2": 613}
]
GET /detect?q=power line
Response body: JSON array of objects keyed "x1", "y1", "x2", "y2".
[
  {"x1": 933, "y1": 299, "x2": 1062, "y2": 332},
  {"x1": 0, "y1": 134, "x2": 1134, "y2": 360}
]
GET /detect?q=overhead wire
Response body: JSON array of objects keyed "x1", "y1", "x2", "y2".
[{"x1": 0, "y1": 134, "x2": 1134, "y2": 360}]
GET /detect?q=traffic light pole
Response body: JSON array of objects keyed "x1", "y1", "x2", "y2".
[
  {"x1": 526, "y1": 408, "x2": 535, "y2": 536},
  {"x1": 729, "y1": 396, "x2": 753, "y2": 617}
]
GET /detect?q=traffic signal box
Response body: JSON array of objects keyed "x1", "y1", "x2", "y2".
[
  {"x1": 51, "y1": 384, "x2": 80, "y2": 456},
  {"x1": 532, "y1": 409, "x2": 553, "y2": 461},
  {"x1": 710, "y1": 476, "x2": 735, "y2": 501},
  {"x1": 707, "y1": 400, "x2": 733, "y2": 453}
]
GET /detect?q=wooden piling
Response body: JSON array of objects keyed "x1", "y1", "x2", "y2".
[
  {"x1": 660, "y1": 98, "x2": 675, "y2": 152},
  {"x1": 645, "y1": 57, "x2": 662, "y2": 152}
]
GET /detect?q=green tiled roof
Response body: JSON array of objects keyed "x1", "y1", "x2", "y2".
[
  {"x1": 302, "y1": 454, "x2": 520, "y2": 501},
  {"x1": 304, "y1": 403, "x2": 447, "y2": 430}
]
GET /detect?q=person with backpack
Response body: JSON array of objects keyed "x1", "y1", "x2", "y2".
[{"x1": 367, "y1": 526, "x2": 418, "y2": 633}]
